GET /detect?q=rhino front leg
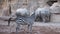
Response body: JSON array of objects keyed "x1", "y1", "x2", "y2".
[
  {"x1": 28, "y1": 24, "x2": 32, "y2": 34},
  {"x1": 41, "y1": 14, "x2": 46, "y2": 23},
  {"x1": 16, "y1": 24, "x2": 21, "y2": 34}
]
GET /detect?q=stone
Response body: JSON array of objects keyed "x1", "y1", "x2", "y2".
[{"x1": 50, "y1": 0, "x2": 60, "y2": 13}]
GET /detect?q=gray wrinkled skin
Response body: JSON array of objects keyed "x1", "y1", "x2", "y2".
[
  {"x1": 35, "y1": 7, "x2": 51, "y2": 22},
  {"x1": 16, "y1": 8, "x2": 30, "y2": 17}
]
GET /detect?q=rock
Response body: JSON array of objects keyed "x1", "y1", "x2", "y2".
[{"x1": 50, "y1": 0, "x2": 60, "y2": 13}]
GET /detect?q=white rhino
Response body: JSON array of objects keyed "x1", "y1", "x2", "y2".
[
  {"x1": 35, "y1": 7, "x2": 51, "y2": 22},
  {"x1": 16, "y1": 8, "x2": 30, "y2": 17}
]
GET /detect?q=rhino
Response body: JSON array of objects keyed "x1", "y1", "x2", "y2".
[
  {"x1": 35, "y1": 7, "x2": 51, "y2": 22},
  {"x1": 14, "y1": 8, "x2": 36, "y2": 34}
]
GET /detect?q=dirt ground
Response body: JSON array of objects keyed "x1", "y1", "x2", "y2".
[{"x1": 0, "y1": 20, "x2": 60, "y2": 34}]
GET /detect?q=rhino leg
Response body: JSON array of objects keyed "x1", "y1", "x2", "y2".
[{"x1": 28, "y1": 24, "x2": 32, "y2": 34}]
